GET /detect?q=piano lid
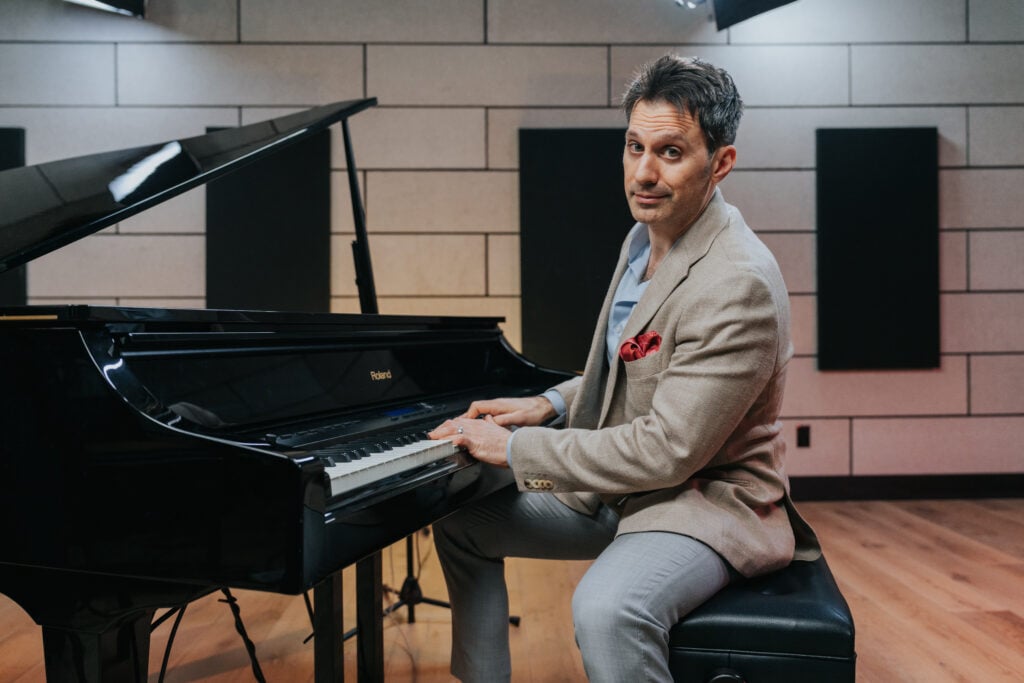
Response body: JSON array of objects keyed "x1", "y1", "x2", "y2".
[{"x1": 0, "y1": 98, "x2": 376, "y2": 274}]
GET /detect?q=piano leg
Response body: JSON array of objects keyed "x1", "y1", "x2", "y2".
[
  {"x1": 314, "y1": 572, "x2": 345, "y2": 683},
  {"x1": 356, "y1": 553, "x2": 384, "y2": 683},
  {"x1": 41, "y1": 612, "x2": 153, "y2": 683},
  {"x1": 0, "y1": 565, "x2": 213, "y2": 683}
]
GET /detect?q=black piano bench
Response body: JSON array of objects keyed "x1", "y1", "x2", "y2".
[{"x1": 667, "y1": 555, "x2": 856, "y2": 683}]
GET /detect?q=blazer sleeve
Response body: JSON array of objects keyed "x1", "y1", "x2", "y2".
[{"x1": 509, "y1": 264, "x2": 783, "y2": 496}]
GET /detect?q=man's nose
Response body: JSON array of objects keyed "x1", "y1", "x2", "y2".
[{"x1": 634, "y1": 152, "x2": 658, "y2": 184}]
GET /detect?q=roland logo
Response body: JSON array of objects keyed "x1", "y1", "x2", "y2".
[{"x1": 369, "y1": 369, "x2": 393, "y2": 381}]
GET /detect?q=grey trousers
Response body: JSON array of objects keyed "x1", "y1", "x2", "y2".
[{"x1": 433, "y1": 478, "x2": 732, "y2": 683}]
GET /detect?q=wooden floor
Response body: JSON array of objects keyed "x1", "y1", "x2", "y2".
[{"x1": 1, "y1": 498, "x2": 1022, "y2": 682}]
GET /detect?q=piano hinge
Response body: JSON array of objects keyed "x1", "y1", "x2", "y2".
[{"x1": 0, "y1": 314, "x2": 59, "y2": 321}]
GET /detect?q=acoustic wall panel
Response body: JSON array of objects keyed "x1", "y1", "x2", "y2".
[
  {"x1": 519, "y1": 129, "x2": 632, "y2": 372},
  {"x1": 206, "y1": 128, "x2": 331, "y2": 312},
  {"x1": 0, "y1": 128, "x2": 26, "y2": 306},
  {"x1": 816, "y1": 128, "x2": 939, "y2": 370}
]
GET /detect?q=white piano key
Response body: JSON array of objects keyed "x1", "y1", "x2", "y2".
[{"x1": 325, "y1": 439, "x2": 461, "y2": 496}]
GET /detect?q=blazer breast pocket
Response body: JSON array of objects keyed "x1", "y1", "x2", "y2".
[
  {"x1": 621, "y1": 349, "x2": 666, "y2": 381},
  {"x1": 622, "y1": 354, "x2": 663, "y2": 417}
]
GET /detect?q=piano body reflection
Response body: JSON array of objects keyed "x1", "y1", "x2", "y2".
[{"x1": 0, "y1": 100, "x2": 572, "y2": 682}]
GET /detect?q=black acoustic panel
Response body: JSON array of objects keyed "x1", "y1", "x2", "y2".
[
  {"x1": 0, "y1": 128, "x2": 26, "y2": 305},
  {"x1": 206, "y1": 128, "x2": 330, "y2": 313},
  {"x1": 816, "y1": 128, "x2": 939, "y2": 370},
  {"x1": 520, "y1": 129, "x2": 632, "y2": 373},
  {"x1": 714, "y1": 0, "x2": 798, "y2": 30}
]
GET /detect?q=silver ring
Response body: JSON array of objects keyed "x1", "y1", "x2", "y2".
[{"x1": 456, "y1": 426, "x2": 464, "y2": 434}]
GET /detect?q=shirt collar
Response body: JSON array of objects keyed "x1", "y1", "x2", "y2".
[{"x1": 625, "y1": 224, "x2": 651, "y2": 282}]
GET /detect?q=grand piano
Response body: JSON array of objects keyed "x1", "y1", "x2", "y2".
[{"x1": 0, "y1": 100, "x2": 572, "y2": 682}]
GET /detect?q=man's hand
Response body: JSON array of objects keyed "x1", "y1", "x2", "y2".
[
  {"x1": 460, "y1": 395, "x2": 557, "y2": 428},
  {"x1": 427, "y1": 415, "x2": 512, "y2": 468}
]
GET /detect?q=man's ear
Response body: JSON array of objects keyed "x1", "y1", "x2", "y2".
[{"x1": 711, "y1": 145, "x2": 737, "y2": 184}]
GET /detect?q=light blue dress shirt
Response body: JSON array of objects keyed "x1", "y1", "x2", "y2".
[{"x1": 605, "y1": 228, "x2": 653, "y2": 367}]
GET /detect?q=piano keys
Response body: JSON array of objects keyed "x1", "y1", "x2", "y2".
[
  {"x1": 321, "y1": 437, "x2": 462, "y2": 497},
  {"x1": 0, "y1": 100, "x2": 573, "y2": 682}
]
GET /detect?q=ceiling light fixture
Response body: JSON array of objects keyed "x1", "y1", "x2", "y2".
[
  {"x1": 62, "y1": 0, "x2": 146, "y2": 18},
  {"x1": 672, "y1": 0, "x2": 800, "y2": 30}
]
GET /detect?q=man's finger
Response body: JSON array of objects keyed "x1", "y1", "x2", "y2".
[{"x1": 489, "y1": 412, "x2": 519, "y2": 427}]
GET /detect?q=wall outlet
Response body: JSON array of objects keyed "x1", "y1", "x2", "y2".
[{"x1": 796, "y1": 425, "x2": 811, "y2": 448}]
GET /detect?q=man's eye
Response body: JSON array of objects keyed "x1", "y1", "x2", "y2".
[
  {"x1": 627, "y1": 141, "x2": 642, "y2": 153},
  {"x1": 664, "y1": 147, "x2": 681, "y2": 158}
]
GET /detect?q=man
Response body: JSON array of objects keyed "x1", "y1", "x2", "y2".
[{"x1": 427, "y1": 54, "x2": 819, "y2": 683}]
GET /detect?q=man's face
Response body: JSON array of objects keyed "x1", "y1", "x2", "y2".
[{"x1": 623, "y1": 99, "x2": 734, "y2": 236}]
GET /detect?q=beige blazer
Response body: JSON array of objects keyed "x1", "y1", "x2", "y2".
[{"x1": 510, "y1": 190, "x2": 819, "y2": 577}]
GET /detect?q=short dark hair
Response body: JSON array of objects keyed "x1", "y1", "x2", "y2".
[{"x1": 622, "y1": 54, "x2": 743, "y2": 153}]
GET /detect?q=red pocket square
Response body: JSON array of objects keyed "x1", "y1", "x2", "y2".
[{"x1": 619, "y1": 330, "x2": 661, "y2": 362}]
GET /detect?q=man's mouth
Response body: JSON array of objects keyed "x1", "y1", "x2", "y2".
[{"x1": 632, "y1": 191, "x2": 666, "y2": 206}]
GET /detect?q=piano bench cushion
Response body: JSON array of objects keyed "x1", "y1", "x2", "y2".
[{"x1": 667, "y1": 555, "x2": 856, "y2": 683}]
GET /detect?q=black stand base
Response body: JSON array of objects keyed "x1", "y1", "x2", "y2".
[
  {"x1": 382, "y1": 532, "x2": 452, "y2": 625},
  {"x1": 383, "y1": 574, "x2": 452, "y2": 623},
  {"x1": 382, "y1": 531, "x2": 519, "y2": 628}
]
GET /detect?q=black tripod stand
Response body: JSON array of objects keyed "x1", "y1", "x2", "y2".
[
  {"x1": 380, "y1": 528, "x2": 521, "y2": 627},
  {"x1": 381, "y1": 530, "x2": 451, "y2": 624}
]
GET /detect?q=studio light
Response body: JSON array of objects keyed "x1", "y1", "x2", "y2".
[
  {"x1": 671, "y1": 0, "x2": 799, "y2": 30},
  {"x1": 62, "y1": 0, "x2": 146, "y2": 18},
  {"x1": 713, "y1": 0, "x2": 797, "y2": 29}
]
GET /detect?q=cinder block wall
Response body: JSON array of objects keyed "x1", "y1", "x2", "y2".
[{"x1": 2, "y1": 0, "x2": 1022, "y2": 478}]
